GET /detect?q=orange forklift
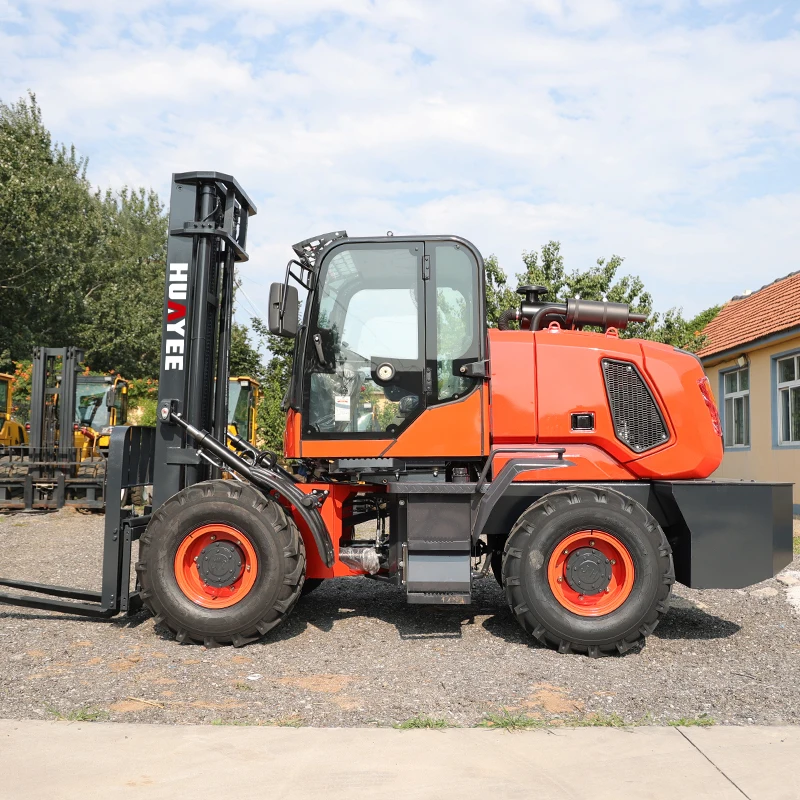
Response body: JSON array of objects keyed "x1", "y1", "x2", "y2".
[{"x1": 0, "y1": 171, "x2": 792, "y2": 657}]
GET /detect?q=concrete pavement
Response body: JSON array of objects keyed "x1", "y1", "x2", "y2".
[{"x1": 1, "y1": 719, "x2": 797, "y2": 799}]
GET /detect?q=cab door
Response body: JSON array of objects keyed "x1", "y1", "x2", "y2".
[
  {"x1": 301, "y1": 241, "x2": 426, "y2": 456},
  {"x1": 299, "y1": 238, "x2": 485, "y2": 459}
]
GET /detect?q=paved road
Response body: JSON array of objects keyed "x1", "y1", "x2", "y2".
[{"x1": 1, "y1": 719, "x2": 796, "y2": 799}]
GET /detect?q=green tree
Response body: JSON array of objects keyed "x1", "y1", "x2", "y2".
[
  {"x1": 0, "y1": 93, "x2": 170, "y2": 377},
  {"x1": 230, "y1": 322, "x2": 266, "y2": 381},
  {"x1": 77, "y1": 188, "x2": 167, "y2": 378},
  {"x1": 484, "y1": 241, "x2": 717, "y2": 352},
  {"x1": 0, "y1": 92, "x2": 102, "y2": 363},
  {"x1": 251, "y1": 317, "x2": 295, "y2": 452}
]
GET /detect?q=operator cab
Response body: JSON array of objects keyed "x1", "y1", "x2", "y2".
[{"x1": 271, "y1": 234, "x2": 486, "y2": 451}]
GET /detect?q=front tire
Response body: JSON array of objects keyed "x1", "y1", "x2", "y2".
[
  {"x1": 136, "y1": 480, "x2": 305, "y2": 647},
  {"x1": 502, "y1": 487, "x2": 674, "y2": 656}
]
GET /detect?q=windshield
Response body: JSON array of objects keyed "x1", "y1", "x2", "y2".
[{"x1": 75, "y1": 381, "x2": 110, "y2": 428}]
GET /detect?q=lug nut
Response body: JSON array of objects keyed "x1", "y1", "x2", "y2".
[
  {"x1": 194, "y1": 556, "x2": 198, "y2": 562},
  {"x1": 563, "y1": 549, "x2": 569, "y2": 555},
  {"x1": 210, "y1": 535, "x2": 216, "y2": 541},
  {"x1": 610, "y1": 559, "x2": 616, "y2": 565},
  {"x1": 246, "y1": 565, "x2": 251, "y2": 572},
  {"x1": 589, "y1": 540, "x2": 595, "y2": 546},
  {"x1": 557, "y1": 577, "x2": 563, "y2": 583}
]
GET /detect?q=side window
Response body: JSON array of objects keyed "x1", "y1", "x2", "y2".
[
  {"x1": 777, "y1": 355, "x2": 800, "y2": 445},
  {"x1": 722, "y1": 367, "x2": 749, "y2": 447},
  {"x1": 0, "y1": 379, "x2": 8, "y2": 415},
  {"x1": 430, "y1": 244, "x2": 480, "y2": 404}
]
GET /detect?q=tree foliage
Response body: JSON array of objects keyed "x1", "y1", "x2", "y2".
[
  {"x1": 0, "y1": 93, "x2": 167, "y2": 377},
  {"x1": 251, "y1": 317, "x2": 294, "y2": 453},
  {"x1": 484, "y1": 241, "x2": 718, "y2": 352}
]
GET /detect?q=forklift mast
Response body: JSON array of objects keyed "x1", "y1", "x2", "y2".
[
  {"x1": 152, "y1": 172, "x2": 257, "y2": 509},
  {"x1": 28, "y1": 346, "x2": 83, "y2": 466}
]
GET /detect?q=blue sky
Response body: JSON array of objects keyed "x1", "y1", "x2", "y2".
[{"x1": 2, "y1": 0, "x2": 799, "y2": 326}]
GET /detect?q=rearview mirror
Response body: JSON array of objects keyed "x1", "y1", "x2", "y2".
[{"x1": 268, "y1": 283, "x2": 299, "y2": 338}]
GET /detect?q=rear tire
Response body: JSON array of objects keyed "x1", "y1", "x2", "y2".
[
  {"x1": 502, "y1": 486, "x2": 674, "y2": 656},
  {"x1": 136, "y1": 480, "x2": 305, "y2": 647}
]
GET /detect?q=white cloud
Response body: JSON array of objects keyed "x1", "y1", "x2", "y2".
[{"x1": 1, "y1": 0, "x2": 799, "y2": 322}]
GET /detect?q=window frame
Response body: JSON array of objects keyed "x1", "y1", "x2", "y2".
[
  {"x1": 301, "y1": 240, "x2": 427, "y2": 440},
  {"x1": 719, "y1": 365, "x2": 750, "y2": 449},
  {"x1": 774, "y1": 350, "x2": 800, "y2": 447}
]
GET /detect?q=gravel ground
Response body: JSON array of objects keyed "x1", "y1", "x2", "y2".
[{"x1": 0, "y1": 508, "x2": 799, "y2": 728}]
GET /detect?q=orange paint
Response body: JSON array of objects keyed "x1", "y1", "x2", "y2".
[
  {"x1": 173, "y1": 524, "x2": 258, "y2": 609},
  {"x1": 283, "y1": 409, "x2": 302, "y2": 459},
  {"x1": 299, "y1": 390, "x2": 484, "y2": 460},
  {"x1": 296, "y1": 483, "x2": 384, "y2": 580},
  {"x1": 384, "y1": 389, "x2": 484, "y2": 457},
  {"x1": 547, "y1": 530, "x2": 635, "y2": 617},
  {"x1": 493, "y1": 444, "x2": 637, "y2": 482},
  {"x1": 487, "y1": 330, "x2": 537, "y2": 444}
]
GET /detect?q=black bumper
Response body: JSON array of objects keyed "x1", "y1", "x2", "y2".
[{"x1": 653, "y1": 480, "x2": 793, "y2": 589}]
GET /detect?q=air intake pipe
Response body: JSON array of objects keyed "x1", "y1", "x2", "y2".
[{"x1": 497, "y1": 285, "x2": 648, "y2": 332}]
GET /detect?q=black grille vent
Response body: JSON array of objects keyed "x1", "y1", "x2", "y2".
[{"x1": 602, "y1": 359, "x2": 668, "y2": 453}]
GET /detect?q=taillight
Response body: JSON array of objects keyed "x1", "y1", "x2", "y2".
[
  {"x1": 73, "y1": 423, "x2": 79, "y2": 431},
  {"x1": 25, "y1": 422, "x2": 30, "y2": 431},
  {"x1": 697, "y1": 377, "x2": 722, "y2": 436}
]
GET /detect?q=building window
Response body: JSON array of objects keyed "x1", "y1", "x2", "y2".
[
  {"x1": 776, "y1": 354, "x2": 800, "y2": 445},
  {"x1": 723, "y1": 367, "x2": 750, "y2": 447}
]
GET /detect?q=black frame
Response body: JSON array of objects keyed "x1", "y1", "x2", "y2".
[{"x1": 295, "y1": 235, "x2": 487, "y2": 441}]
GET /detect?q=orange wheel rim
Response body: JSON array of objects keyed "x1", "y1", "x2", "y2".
[
  {"x1": 547, "y1": 530, "x2": 634, "y2": 617},
  {"x1": 174, "y1": 524, "x2": 258, "y2": 609}
]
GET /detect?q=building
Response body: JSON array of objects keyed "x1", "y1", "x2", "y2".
[{"x1": 698, "y1": 272, "x2": 800, "y2": 512}]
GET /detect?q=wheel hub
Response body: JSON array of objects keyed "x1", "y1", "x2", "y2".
[
  {"x1": 197, "y1": 541, "x2": 243, "y2": 588},
  {"x1": 564, "y1": 547, "x2": 611, "y2": 595}
]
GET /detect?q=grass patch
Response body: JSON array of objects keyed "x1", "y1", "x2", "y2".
[
  {"x1": 47, "y1": 705, "x2": 107, "y2": 722},
  {"x1": 478, "y1": 709, "x2": 548, "y2": 731},
  {"x1": 210, "y1": 714, "x2": 305, "y2": 728},
  {"x1": 569, "y1": 712, "x2": 628, "y2": 728},
  {"x1": 268, "y1": 714, "x2": 304, "y2": 728},
  {"x1": 234, "y1": 682, "x2": 253, "y2": 691},
  {"x1": 667, "y1": 714, "x2": 715, "y2": 727},
  {"x1": 793, "y1": 536, "x2": 800, "y2": 555},
  {"x1": 393, "y1": 715, "x2": 451, "y2": 730}
]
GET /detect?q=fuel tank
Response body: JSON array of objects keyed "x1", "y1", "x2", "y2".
[{"x1": 488, "y1": 327, "x2": 723, "y2": 480}]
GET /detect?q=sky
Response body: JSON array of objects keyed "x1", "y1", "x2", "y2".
[{"x1": 1, "y1": 0, "x2": 799, "y2": 327}]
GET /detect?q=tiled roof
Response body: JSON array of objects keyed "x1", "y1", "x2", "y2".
[{"x1": 697, "y1": 271, "x2": 800, "y2": 360}]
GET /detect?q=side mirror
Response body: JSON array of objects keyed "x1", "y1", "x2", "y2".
[{"x1": 268, "y1": 283, "x2": 299, "y2": 338}]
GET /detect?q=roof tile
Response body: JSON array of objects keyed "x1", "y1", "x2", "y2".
[{"x1": 697, "y1": 271, "x2": 800, "y2": 359}]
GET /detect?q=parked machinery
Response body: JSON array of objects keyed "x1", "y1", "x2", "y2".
[
  {"x1": 0, "y1": 348, "x2": 118, "y2": 509},
  {"x1": 0, "y1": 171, "x2": 792, "y2": 657},
  {"x1": 0, "y1": 373, "x2": 26, "y2": 448},
  {"x1": 228, "y1": 376, "x2": 261, "y2": 444}
]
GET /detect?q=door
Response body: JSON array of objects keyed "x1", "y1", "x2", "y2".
[{"x1": 303, "y1": 242, "x2": 426, "y2": 439}]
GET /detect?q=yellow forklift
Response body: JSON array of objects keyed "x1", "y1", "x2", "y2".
[
  {"x1": 74, "y1": 374, "x2": 129, "y2": 459},
  {"x1": 227, "y1": 375, "x2": 260, "y2": 443},
  {"x1": 0, "y1": 374, "x2": 27, "y2": 448}
]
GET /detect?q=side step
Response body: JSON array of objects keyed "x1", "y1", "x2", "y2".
[{"x1": 407, "y1": 592, "x2": 471, "y2": 605}]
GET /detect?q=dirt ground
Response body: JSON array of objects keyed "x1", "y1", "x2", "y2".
[{"x1": 0, "y1": 509, "x2": 798, "y2": 728}]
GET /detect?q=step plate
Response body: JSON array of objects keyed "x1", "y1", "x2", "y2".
[{"x1": 407, "y1": 592, "x2": 471, "y2": 605}]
